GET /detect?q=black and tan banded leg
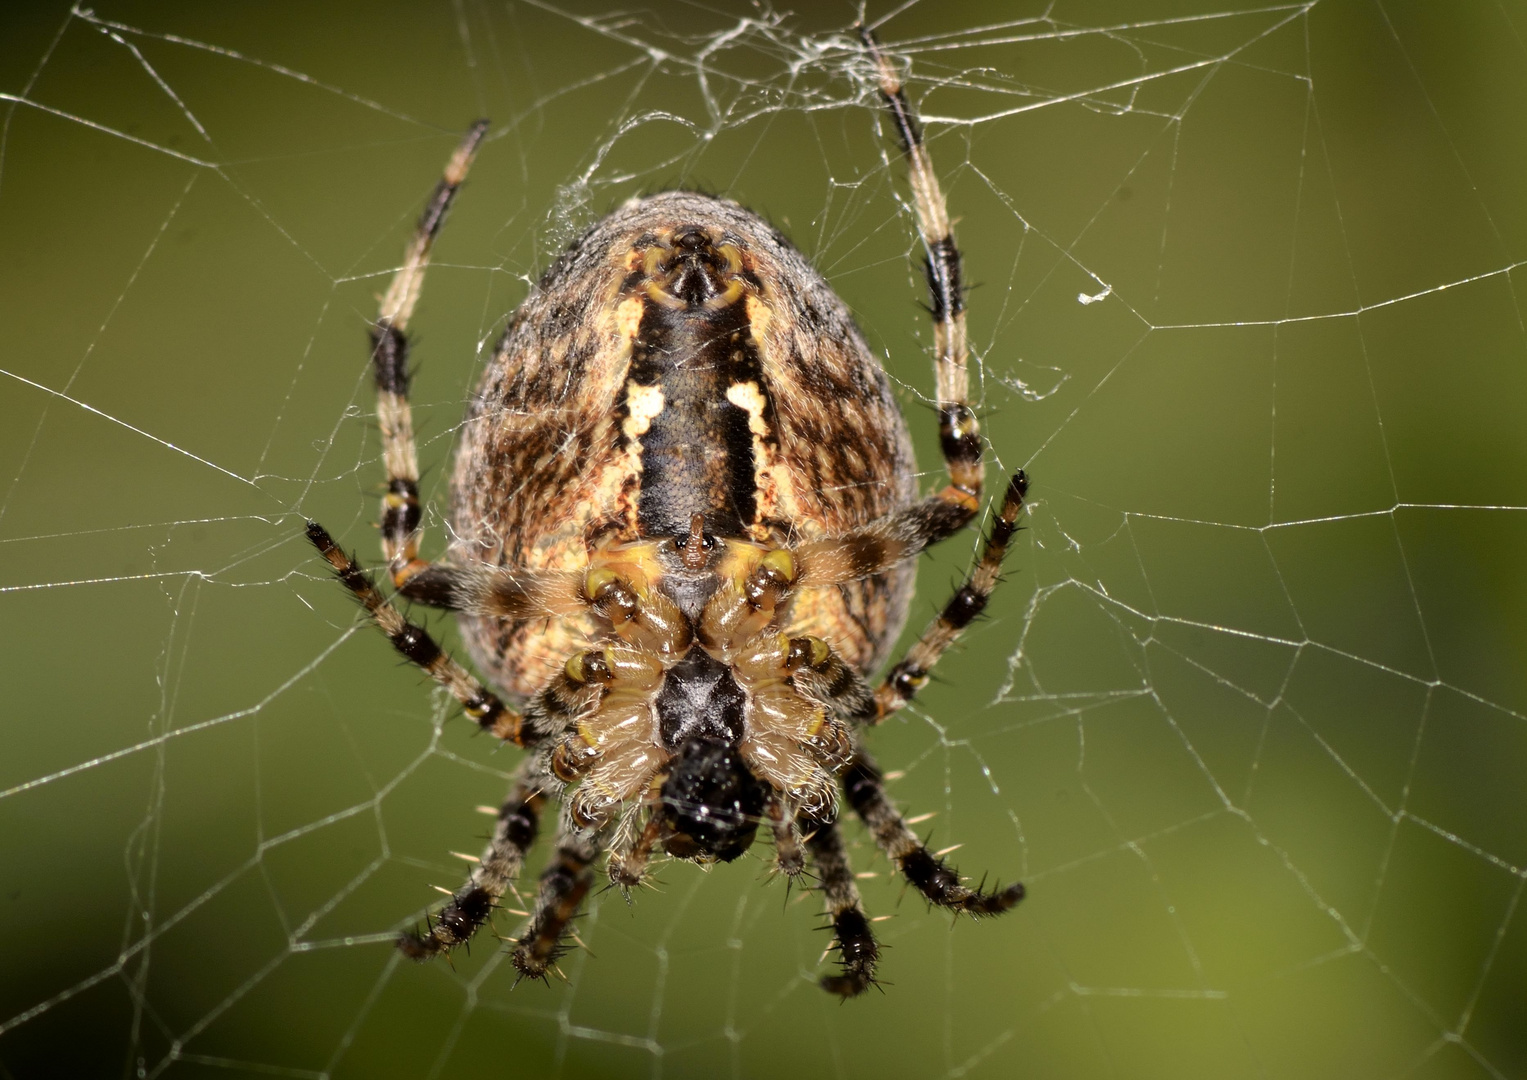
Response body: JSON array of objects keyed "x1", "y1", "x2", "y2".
[
  {"x1": 399, "y1": 772, "x2": 546, "y2": 959},
  {"x1": 842, "y1": 751, "x2": 1024, "y2": 916},
  {"x1": 872, "y1": 470, "x2": 1027, "y2": 721},
  {"x1": 805, "y1": 818, "x2": 880, "y2": 998},
  {"x1": 512, "y1": 821, "x2": 604, "y2": 982},
  {"x1": 306, "y1": 521, "x2": 530, "y2": 744},
  {"x1": 369, "y1": 120, "x2": 488, "y2": 593},
  {"x1": 860, "y1": 26, "x2": 983, "y2": 520},
  {"x1": 773, "y1": 635, "x2": 876, "y2": 727}
]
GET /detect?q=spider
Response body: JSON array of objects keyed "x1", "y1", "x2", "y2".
[{"x1": 306, "y1": 28, "x2": 1025, "y2": 997}]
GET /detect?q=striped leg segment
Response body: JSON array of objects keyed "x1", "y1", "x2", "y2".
[
  {"x1": 806, "y1": 818, "x2": 880, "y2": 998},
  {"x1": 399, "y1": 776, "x2": 546, "y2": 959},
  {"x1": 872, "y1": 471, "x2": 1027, "y2": 721},
  {"x1": 860, "y1": 27, "x2": 981, "y2": 517},
  {"x1": 370, "y1": 120, "x2": 489, "y2": 591},
  {"x1": 305, "y1": 521, "x2": 528, "y2": 744},
  {"x1": 389, "y1": 560, "x2": 586, "y2": 617},
  {"x1": 842, "y1": 752, "x2": 1024, "y2": 916},
  {"x1": 512, "y1": 823, "x2": 603, "y2": 982},
  {"x1": 792, "y1": 494, "x2": 984, "y2": 590}
]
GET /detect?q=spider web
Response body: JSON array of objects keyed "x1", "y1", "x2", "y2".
[{"x1": 2, "y1": 1, "x2": 1525, "y2": 1077}]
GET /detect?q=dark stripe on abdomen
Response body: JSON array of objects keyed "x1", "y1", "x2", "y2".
[{"x1": 627, "y1": 295, "x2": 762, "y2": 539}]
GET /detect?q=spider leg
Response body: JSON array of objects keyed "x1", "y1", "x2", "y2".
[
  {"x1": 396, "y1": 546, "x2": 690, "y2": 670},
  {"x1": 805, "y1": 816, "x2": 880, "y2": 998},
  {"x1": 399, "y1": 770, "x2": 546, "y2": 959},
  {"x1": 306, "y1": 522, "x2": 531, "y2": 744},
  {"x1": 842, "y1": 751, "x2": 1024, "y2": 916},
  {"x1": 549, "y1": 646, "x2": 670, "y2": 829},
  {"x1": 391, "y1": 561, "x2": 586, "y2": 617},
  {"x1": 390, "y1": 651, "x2": 599, "y2": 960},
  {"x1": 785, "y1": 638, "x2": 876, "y2": 723},
  {"x1": 789, "y1": 494, "x2": 982, "y2": 589},
  {"x1": 860, "y1": 26, "x2": 982, "y2": 519},
  {"x1": 368, "y1": 120, "x2": 489, "y2": 593},
  {"x1": 784, "y1": 31, "x2": 1026, "y2": 720},
  {"x1": 766, "y1": 794, "x2": 806, "y2": 882},
  {"x1": 727, "y1": 634, "x2": 856, "y2": 818},
  {"x1": 871, "y1": 471, "x2": 1026, "y2": 721},
  {"x1": 607, "y1": 795, "x2": 668, "y2": 893},
  {"x1": 512, "y1": 818, "x2": 604, "y2": 982}
]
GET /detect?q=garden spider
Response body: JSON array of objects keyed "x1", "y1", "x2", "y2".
[{"x1": 307, "y1": 27, "x2": 1025, "y2": 997}]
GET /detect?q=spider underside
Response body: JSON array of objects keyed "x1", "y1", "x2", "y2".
[{"x1": 307, "y1": 28, "x2": 1026, "y2": 998}]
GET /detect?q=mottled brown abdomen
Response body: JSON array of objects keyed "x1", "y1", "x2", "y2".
[{"x1": 450, "y1": 191, "x2": 916, "y2": 698}]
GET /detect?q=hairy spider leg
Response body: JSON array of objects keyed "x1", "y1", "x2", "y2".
[
  {"x1": 399, "y1": 772, "x2": 546, "y2": 959},
  {"x1": 873, "y1": 470, "x2": 1028, "y2": 719},
  {"x1": 771, "y1": 25, "x2": 989, "y2": 591},
  {"x1": 860, "y1": 25, "x2": 983, "y2": 520},
  {"x1": 366, "y1": 120, "x2": 487, "y2": 591},
  {"x1": 607, "y1": 795, "x2": 669, "y2": 892},
  {"x1": 305, "y1": 522, "x2": 528, "y2": 744},
  {"x1": 512, "y1": 819, "x2": 605, "y2": 981},
  {"x1": 842, "y1": 751, "x2": 1024, "y2": 915},
  {"x1": 805, "y1": 817, "x2": 880, "y2": 998},
  {"x1": 742, "y1": 26, "x2": 987, "y2": 615},
  {"x1": 789, "y1": 496, "x2": 985, "y2": 589},
  {"x1": 766, "y1": 794, "x2": 807, "y2": 881},
  {"x1": 854, "y1": 29, "x2": 1033, "y2": 720},
  {"x1": 401, "y1": 640, "x2": 674, "y2": 957},
  {"x1": 355, "y1": 120, "x2": 613, "y2": 626}
]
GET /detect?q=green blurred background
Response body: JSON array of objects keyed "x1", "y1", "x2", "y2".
[{"x1": 3, "y1": 1, "x2": 1525, "y2": 1077}]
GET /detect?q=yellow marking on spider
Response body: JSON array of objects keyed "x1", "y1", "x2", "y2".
[
  {"x1": 615, "y1": 293, "x2": 643, "y2": 336},
  {"x1": 621, "y1": 383, "x2": 665, "y2": 440}
]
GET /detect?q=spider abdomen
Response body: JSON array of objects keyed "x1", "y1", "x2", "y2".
[{"x1": 451, "y1": 191, "x2": 917, "y2": 699}]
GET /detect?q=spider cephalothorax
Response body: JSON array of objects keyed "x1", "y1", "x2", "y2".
[{"x1": 306, "y1": 28, "x2": 1025, "y2": 997}]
